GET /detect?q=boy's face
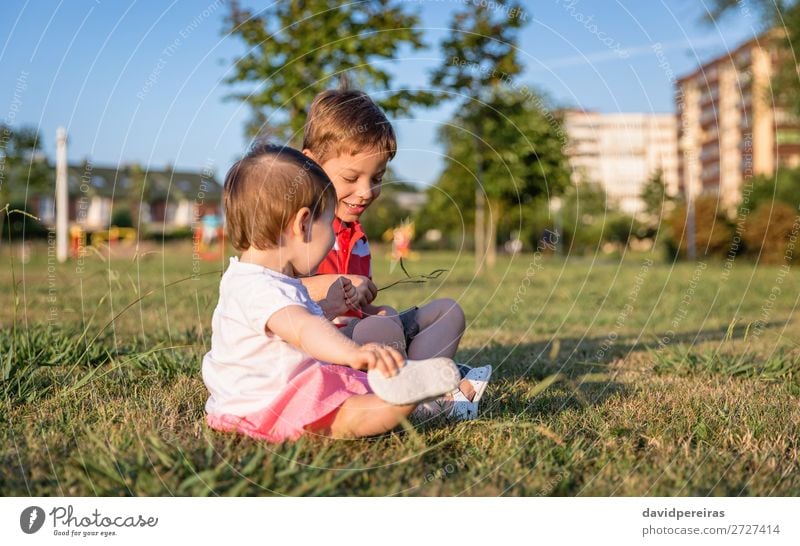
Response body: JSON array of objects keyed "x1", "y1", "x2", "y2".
[{"x1": 312, "y1": 150, "x2": 388, "y2": 223}]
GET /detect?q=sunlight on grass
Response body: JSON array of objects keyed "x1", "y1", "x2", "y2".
[{"x1": 2, "y1": 244, "x2": 799, "y2": 495}]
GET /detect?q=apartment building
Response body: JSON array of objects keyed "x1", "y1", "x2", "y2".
[
  {"x1": 562, "y1": 110, "x2": 678, "y2": 214},
  {"x1": 676, "y1": 31, "x2": 800, "y2": 211}
]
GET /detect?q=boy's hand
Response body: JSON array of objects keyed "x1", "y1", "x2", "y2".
[
  {"x1": 323, "y1": 276, "x2": 359, "y2": 317},
  {"x1": 347, "y1": 275, "x2": 378, "y2": 307},
  {"x1": 348, "y1": 343, "x2": 405, "y2": 377}
]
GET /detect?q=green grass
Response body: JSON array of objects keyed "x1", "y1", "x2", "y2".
[{"x1": 1, "y1": 241, "x2": 799, "y2": 495}]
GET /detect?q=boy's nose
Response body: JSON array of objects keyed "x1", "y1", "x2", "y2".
[{"x1": 356, "y1": 184, "x2": 373, "y2": 199}]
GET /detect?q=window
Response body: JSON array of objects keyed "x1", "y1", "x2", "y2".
[{"x1": 38, "y1": 196, "x2": 55, "y2": 223}]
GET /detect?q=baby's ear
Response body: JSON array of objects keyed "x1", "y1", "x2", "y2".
[{"x1": 291, "y1": 207, "x2": 313, "y2": 240}]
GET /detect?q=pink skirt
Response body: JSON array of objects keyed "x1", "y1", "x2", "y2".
[{"x1": 206, "y1": 364, "x2": 371, "y2": 443}]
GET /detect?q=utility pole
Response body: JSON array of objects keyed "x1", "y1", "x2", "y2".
[
  {"x1": 686, "y1": 180, "x2": 696, "y2": 261},
  {"x1": 683, "y1": 137, "x2": 697, "y2": 261},
  {"x1": 473, "y1": 129, "x2": 485, "y2": 275},
  {"x1": 56, "y1": 126, "x2": 68, "y2": 263}
]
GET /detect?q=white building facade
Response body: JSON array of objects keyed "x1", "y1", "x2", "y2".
[{"x1": 562, "y1": 111, "x2": 679, "y2": 214}]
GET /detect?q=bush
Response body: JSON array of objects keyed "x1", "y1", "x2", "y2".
[
  {"x1": 603, "y1": 213, "x2": 638, "y2": 245},
  {"x1": 519, "y1": 191, "x2": 648, "y2": 255},
  {"x1": 667, "y1": 195, "x2": 734, "y2": 259},
  {"x1": 545, "y1": 182, "x2": 606, "y2": 254},
  {"x1": 743, "y1": 202, "x2": 800, "y2": 264},
  {"x1": 519, "y1": 199, "x2": 553, "y2": 251},
  {"x1": 2, "y1": 202, "x2": 49, "y2": 241},
  {"x1": 746, "y1": 168, "x2": 800, "y2": 213},
  {"x1": 141, "y1": 227, "x2": 193, "y2": 241},
  {"x1": 111, "y1": 207, "x2": 134, "y2": 228}
]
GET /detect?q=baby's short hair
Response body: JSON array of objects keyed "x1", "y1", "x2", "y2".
[
  {"x1": 303, "y1": 87, "x2": 397, "y2": 163},
  {"x1": 223, "y1": 143, "x2": 336, "y2": 251}
]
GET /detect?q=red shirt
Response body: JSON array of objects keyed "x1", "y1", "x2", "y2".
[{"x1": 315, "y1": 217, "x2": 372, "y2": 319}]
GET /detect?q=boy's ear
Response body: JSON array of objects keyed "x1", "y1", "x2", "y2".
[
  {"x1": 291, "y1": 207, "x2": 313, "y2": 242},
  {"x1": 301, "y1": 149, "x2": 317, "y2": 162}
]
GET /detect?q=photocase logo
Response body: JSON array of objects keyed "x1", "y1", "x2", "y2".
[{"x1": 20, "y1": 506, "x2": 45, "y2": 534}]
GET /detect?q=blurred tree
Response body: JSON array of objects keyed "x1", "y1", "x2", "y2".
[
  {"x1": 414, "y1": 159, "x2": 476, "y2": 248},
  {"x1": 746, "y1": 167, "x2": 800, "y2": 212},
  {"x1": 743, "y1": 201, "x2": 800, "y2": 263},
  {"x1": 430, "y1": 0, "x2": 527, "y2": 270},
  {"x1": 223, "y1": 0, "x2": 436, "y2": 143},
  {"x1": 425, "y1": 88, "x2": 571, "y2": 255},
  {"x1": 668, "y1": 195, "x2": 734, "y2": 259},
  {"x1": 640, "y1": 168, "x2": 675, "y2": 225},
  {"x1": 0, "y1": 124, "x2": 52, "y2": 244},
  {"x1": 559, "y1": 181, "x2": 609, "y2": 253}
]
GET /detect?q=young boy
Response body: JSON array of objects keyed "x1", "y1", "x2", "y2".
[{"x1": 299, "y1": 87, "x2": 491, "y2": 413}]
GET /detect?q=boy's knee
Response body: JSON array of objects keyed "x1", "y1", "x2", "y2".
[
  {"x1": 352, "y1": 315, "x2": 405, "y2": 350},
  {"x1": 376, "y1": 305, "x2": 399, "y2": 316},
  {"x1": 429, "y1": 298, "x2": 465, "y2": 331},
  {"x1": 375, "y1": 306, "x2": 403, "y2": 328}
]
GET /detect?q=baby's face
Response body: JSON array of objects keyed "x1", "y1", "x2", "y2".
[{"x1": 316, "y1": 150, "x2": 388, "y2": 223}]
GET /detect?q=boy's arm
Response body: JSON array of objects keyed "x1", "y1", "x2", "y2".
[
  {"x1": 316, "y1": 276, "x2": 358, "y2": 320},
  {"x1": 266, "y1": 305, "x2": 403, "y2": 375},
  {"x1": 301, "y1": 274, "x2": 378, "y2": 307}
]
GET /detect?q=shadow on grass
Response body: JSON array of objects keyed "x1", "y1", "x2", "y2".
[
  {"x1": 456, "y1": 320, "x2": 788, "y2": 419},
  {"x1": 459, "y1": 320, "x2": 787, "y2": 374}
]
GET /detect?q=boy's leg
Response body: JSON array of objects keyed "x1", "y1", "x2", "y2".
[
  {"x1": 407, "y1": 298, "x2": 465, "y2": 360},
  {"x1": 407, "y1": 299, "x2": 474, "y2": 401},
  {"x1": 312, "y1": 394, "x2": 416, "y2": 438},
  {"x1": 350, "y1": 311, "x2": 475, "y2": 401},
  {"x1": 351, "y1": 314, "x2": 407, "y2": 356}
]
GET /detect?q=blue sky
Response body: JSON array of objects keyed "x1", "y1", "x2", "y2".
[{"x1": 0, "y1": 0, "x2": 764, "y2": 187}]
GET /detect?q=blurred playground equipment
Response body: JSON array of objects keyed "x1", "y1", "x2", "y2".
[
  {"x1": 383, "y1": 219, "x2": 419, "y2": 271},
  {"x1": 69, "y1": 225, "x2": 137, "y2": 258},
  {"x1": 193, "y1": 212, "x2": 225, "y2": 260}
]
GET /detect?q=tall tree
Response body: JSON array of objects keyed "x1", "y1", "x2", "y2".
[
  {"x1": 0, "y1": 125, "x2": 51, "y2": 243},
  {"x1": 223, "y1": 0, "x2": 436, "y2": 143},
  {"x1": 639, "y1": 168, "x2": 677, "y2": 228},
  {"x1": 426, "y1": 88, "x2": 571, "y2": 256},
  {"x1": 430, "y1": 0, "x2": 526, "y2": 271}
]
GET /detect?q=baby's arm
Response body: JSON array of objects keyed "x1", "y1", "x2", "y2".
[
  {"x1": 300, "y1": 275, "x2": 339, "y2": 301},
  {"x1": 266, "y1": 305, "x2": 403, "y2": 376}
]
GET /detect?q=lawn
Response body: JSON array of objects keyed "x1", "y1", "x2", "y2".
[{"x1": 1, "y1": 240, "x2": 799, "y2": 496}]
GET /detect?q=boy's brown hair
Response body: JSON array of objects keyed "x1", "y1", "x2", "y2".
[
  {"x1": 302, "y1": 87, "x2": 397, "y2": 163},
  {"x1": 223, "y1": 143, "x2": 336, "y2": 251}
]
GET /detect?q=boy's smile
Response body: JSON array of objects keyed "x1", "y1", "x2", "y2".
[{"x1": 309, "y1": 150, "x2": 388, "y2": 223}]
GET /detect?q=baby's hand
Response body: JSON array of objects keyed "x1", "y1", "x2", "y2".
[
  {"x1": 348, "y1": 343, "x2": 405, "y2": 377},
  {"x1": 325, "y1": 276, "x2": 359, "y2": 316}
]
